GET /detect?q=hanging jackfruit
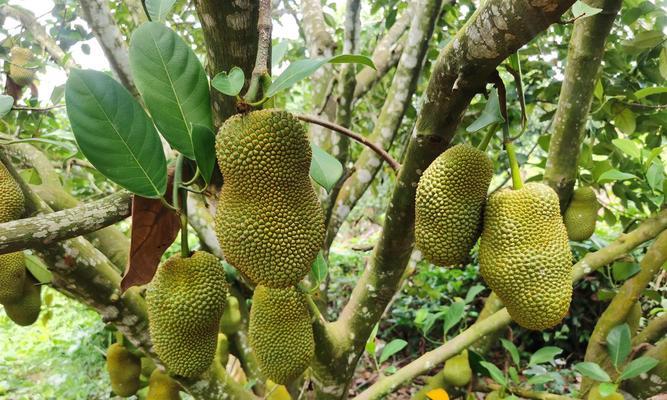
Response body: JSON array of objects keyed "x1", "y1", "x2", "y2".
[
  {"x1": 147, "y1": 369, "x2": 181, "y2": 400},
  {"x1": 587, "y1": 385, "x2": 623, "y2": 400},
  {"x1": 0, "y1": 252, "x2": 26, "y2": 304},
  {"x1": 9, "y1": 47, "x2": 36, "y2": 87},
  {"x1": 441, "y1": 350, "x2": 472, "y2": 387},
  {"x1": 4, "y1": 274, "x2": 41, "y2": 326},
  {"x1": 479, "y1": 183, "x2": 572, "y2": 331},
  {"x1": 248, "y1": 285, "x2": 314, "y2": 384},
  {"x1": 146, "y1": 251, "x2": 229, "y2": 377},
  {"x1": 563, "y1": 187, "x2": 600, "y2": 241},
  {"x1": 106, "y1": 343, "x2": 141, "y2": 397},
  {"x1": 0, "y1": 161, "x2": 25, "y2": 222},
  {"x1": 215, "y1": 109, "x2": 325, "y2": 288},
  {"x1": 219, "y1": 295, "x2": 242, "y2": 334},
  {"x1": 415, "y1": 144, "x2": 493, "y2": 266}
]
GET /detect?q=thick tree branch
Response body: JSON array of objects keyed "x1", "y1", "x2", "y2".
[
  {"x1": 633, "y1": 312, "x2": 667, "y2": 346},
  {"x1": 245, "y1": 0, "x2": 272, "y2": 103},
  {"x1": 621, "y1": 338, "x2": 667, "y2": 398}
]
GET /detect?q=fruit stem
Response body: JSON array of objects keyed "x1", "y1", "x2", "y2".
[
  {"x1": 505, "y1": 137, "x2": 523, "y2": 190},
  {"x1": 173, "y1": 155, "x2": 190, "y2": 258},
  {"x1": 478, "y1": 123, "x2": 497, "y2": 151}
]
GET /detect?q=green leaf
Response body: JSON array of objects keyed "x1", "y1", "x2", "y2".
[
  {"x1": 660, "y1": 48, "x2": 667, "y2": 80},
  {"x1": 572, "y1": 1, "x2": 603, "y2": 18},
  {"x1": 612, "y1": 261, "x2": 641, "y2": 281},
  {"x1": 266, "y1": 54, "x2": 375, "y2": 98},
  {"x1": 500, "y1": 339, "x2": 520, "y2": 366},
  {"x1": 646, "y1": 161, "x2": 665, "y2": 192},
  {"x1": 50, "y1": 84, "x2": 65, "y2": 104},
  {"x1": 508, "y1": 366, "x2": 520, "y2": 384},
  {"x1": 464, "y1": 285, "x2": 485, "y2": 304},
  {"x1": 130, "y1": 22, "x2": 212, "y2": 159},
  {"x1": 594, "y1": 79, "x2": 604, "y2": 100},
  {"x1": 309, "y1": 143, "x2": 343, "y2": 192},
  {"x1": 365, "y1": 323, "x2": 379, "y2": 355},
  {"x1": 0, "y1": 95, "x2": 14, "y2": 118},
  {"x1": 613, "y1": 108, "x2": 636, "y2": 134},
  {"x1": 443, "y1": 301, "x2": 465, "y2": 336},
  {"x1": 271, "y1": 41, "x2": 289, "y2": 67},
  {"x1": 65, "y1": 69, "x2": 167, "y2": 198},
  {"x1": 623, "y1": 31, "x2": 665, "y2": 50},
  {"x1": 25, "y1": 254, "x2": 53, "y2": 284},
  {"x1": 574, "y1": 362, "x2": 611, "y2": 382},
  {"x1": 211, "y1": 67, "x2": 245, "y2": 97},
  {"x1": 480, "y1": 361, "x2": 507, "y2": 386},
  {"x1": 190, "y1": 124, "x2": 215, "y2": 185},
  {"x1": 598, "y1": 383, "x2": 618, "y2": 397},
  {"x1": 310, "y1": 251, "x2": 328, "y2": 285},
  {"x1": 379, "y1": 339, "x2": 408, "y2": 364},
  {"x1": 528, "y1": 346, "x2": 562, "y2": 366},
  {"x1": 145, "y1": 0, "x2": 177, "y2": 21},
  {"x1": 466, "y1": 89, "x2": 503, "y2": 133},
  {"x1": 634, "y1": 86, "x2": 667, "y2": 99},
  {"x1": 612, "y1": 138, "x2": 641, "y2": 159},
  {"x1": 619, "y1": 356, "x2": 659, "y2": 380},
  {"x1": 526, "y1": 374, "x2": 555, "y2": 386},
  {"x1": 607, "y1": 324, "x2": 632, "y2": 368},
  {"x1": 597, "y1": 169, "x2": 638, "y2": 183}
]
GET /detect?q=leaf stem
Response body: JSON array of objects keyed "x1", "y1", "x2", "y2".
[
  {"x1": 243, "y1": 0, "x2": 272, "y2": 103},
  {"x1": 505, "y1": 136, "x2": 523, "y2": 190}
]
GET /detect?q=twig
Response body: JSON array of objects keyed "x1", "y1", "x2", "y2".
[
  {"x1": 295, "y1": 114, "x2": 401, "y2": 171},
  {"x1": 619, "y1": 102, "x2": 667, "y2": 110},
  {"x1": 244, "y1": 0, "x2": 272, "y2": 103}
]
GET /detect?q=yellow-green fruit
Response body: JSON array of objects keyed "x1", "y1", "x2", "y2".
[
  {"x1": 147, "y1": 369, "x2": 181, "y2": 400},
  {"x1": 626, "y1": 301, "x2": 642, "y2": 336},
  {"x1": 219, "y1": 295, "x2": 242, "y2": 334},
  {"x1": 146, "y1": 251, "x2": 229, "y2": 377},
  {"x1": 248, "y1": 285, "x2": 314, "y2": 384},
  {"x1": 479, "y1": 182, "x2": 573, "y2": 331},
  {"x1": 0, "y1": 252, "x2": 26, "y2": 304},
  {"x1": 0, "y1": 161, "x2": 25, "y2": 222},
  {"x1": 9, "y1": 47, "x2": 36, "y2": 87},
  {"x1": 215, "y1": 333, "x2": 229, "y2": 369},
  {"x1": 215, "y1": 109, "x2": 325, "y2": 288},
  {"x1": 4, "y1": 275, "x2": 41, "y2": 326},
  {"x1": 265, "y1": 379, "x2": 292, "y2": 400},
  {"x1": 486, "y1": 391, "x2": 504, "y2": 400},
  {"x1": 587, "y1": 385, "x2": 623, "y2": 400},
  {"x1": 441, "y1": 350, "x2": 472, "y2": 387},
  {"x1": 141, "y1": 357, "x2": 157, "y2": 378},
  {"x1": 415, "y1": 144, "x2": 493, "y2": 266},
  {"x1": 106, "y1": 343, "x2": 141, "y2": 397},
  {"x1": 564, "y1": 187, "x2": 600, "y2": 241}
]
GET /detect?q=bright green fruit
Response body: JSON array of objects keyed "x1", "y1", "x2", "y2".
[
  {"x1": 147, "y1": 369, "x2": 181, "y2": 400},
  {"x1": 146, "y1": 251, "x2": 229, "y2": 377},
  {"x1": 626, "y1": 301, "x2": 642, "y2": 336},
  {"x1": 415, "y1": 144, "x2": 493, "y2": 266},
  {"x1": 0, "y1": 161, "x2": 25, "y2": 222},
  {"x1": 106, "y1": 343, "x2": 141, "y2": 397},
  {"x1": 479, "y1": 182, "x2": 572, "y2": 331},
  {"x1": 9, "y1": 47, "x2": 36, "y2": 87},
  {"x1": 587, "y1": 385, "x2": 623, "y2": 400},
  {"x1": 215, "y1": 333, "x2": 229, "y2": 369},
  {"x1": 0, "y1": 252, "x2": 26, "y2": 304},
  {"x1": 441, "y1": 350, "x2": 472, "y2": 387},
  {"x1": 486, "y1": 391, "x2": 504, "y2": 400},
  {"x1": 564, "y1": 187, "x2": 600, "y2": 241},
  {"x1": 219, "y1": 295, "x2": 242, "y2": 334},
  {"x1": 215, "y1": 109, "x2": 325, "y2": 288},
  {"x1": 4, "y1": 275, "x2": 41, "y2": 326},
  {"x1": 248, "y1": 285, "x2": 314, "y2": 384}
]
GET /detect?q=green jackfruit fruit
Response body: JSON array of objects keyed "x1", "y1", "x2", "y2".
[
  {"x1": 0, "y1": 161, "x2": 25, "y2": 222},
  {"x1": 106, "y1": 343, "x2": 141, "y2": 397},
  {"x1": 479, "y1": 183, "x2": 572, "y2": 331},
  {"x1": 141, "y1": 356, "x2": 157, "y2": 378},
  {"x1": 9, "y1": 47, "x2": 36, "y2": 87},
  {"x1": 146, "y1": 251, "x2": 229, "y2": 377},
  {"x1": 215, "y1": 333, "x2": 229, "y2": 369},
  {"x1": 0, "y1": 252, "x2": 26, "y2": 304},
  {"x1": 564, "y1": 187, "x2": 600, "y2": 241},
  {"x1": 248, "y1": 285, "x2": 314, "y2": 384},
  {"x1": 215, "y1": 109, "x2": 325, "y2": 288},
  {"x1": 147, "y1": 369, "x2": 181, "y2": 400},
  {"x1": 441, "y1": 350, "x2": 472, "y2": 387},
  {"x1": 587, "y1": 385, "x2": 623, "y2": 400},
  {"x1": 4, "y1": 275, "x2": 41, "y2": 326},
  {"x1": 220, "y1": 295, "x2": 242, "y2": 334},
  {"x1": 626, "y1": 301, "x2": 641, "y2": 336},
  {"x1": 415, "y1": 144, "x2": 493, "y2": 266}
]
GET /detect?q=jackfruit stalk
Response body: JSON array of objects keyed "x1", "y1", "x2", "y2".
[
  {"x1": 0, "y1": 252, "x2": 27, "y2": 304},
  {"x1": 4, "y1": 274, "x2": 41, "y2": 326},
  {"x1": 564, "y1": 186, "x2": 600, "y2": 241},
  {"x1": 441, "y1": 350, "x2": 472, "y2": 387},
  {"x1": 219, "y1": 295, "x2": 242, "y2": 334},
  {"x1": 0, "y1": 161, "x2": 25, "y2": 222},
  {"x1": 147, "y1": 369, "x2": 181, "y2": 400},
  {"x1": 9, "y1": 47, "x2": 36, "y2": 87},
  {"x1": 106, "y1": 343, "x2": 141, "y2": 397}
]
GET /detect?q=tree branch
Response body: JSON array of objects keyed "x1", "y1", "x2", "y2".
[
  {"x1": 477, "y1": 381, "x2": 577, "y2": 400},
  {"x1": 245, "y1": 0, "x2": 272, "y2": 103},
  {"x1": 633, "y1": 312, "x2": 667, "y2": 347}
]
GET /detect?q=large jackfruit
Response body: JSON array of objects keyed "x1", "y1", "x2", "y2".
[
  {"x1": 0, "y1": 161, "x2": 25, "y2": 222},
  {"x1": 479, "y1": 183, "x2": 572, "y2": 331},
  {"x1": 215, "y1": 109, "x2": 325, "y2": 288},
  {"x1": 146, "y1": 251, "x2": 229, "y2": 377},
  {"x1": 9, "y1": 47, "x2": 36, "y2": 87},
  {"x1": 147, "y1": 369, "x2": 181, "y2": 400},
  {"x1": 106, "y1": 343, "x2": 141, "y2": 397},
  {"x1": 441, "y1": 350, "x2": 472, "y2": 387},
  {"x1": 564, "y1": 187, "x2": 600, "y2": 241},
  {"x1": 415, "y1": 144, "x2": 493, "y2": 266},
  {"x1": 0, "y1": 252, "x2": 26, "y2": 304},
  {"x1": 248, "y1": 285, "x2": 314, "y2": 384},
  {"x1": 4, "y1": 274, "x2": 41, "y2": 326}
]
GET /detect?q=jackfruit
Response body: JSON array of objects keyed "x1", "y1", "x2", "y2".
[
  {"x1": 564, "y1": 187, "x2": 600, "y2": 241},
  {"x1": 215, "y1": 333, "x2": 229, "y2": 369},
  {"x1": 626, "y1": 301, "x2": 641, "y2": 336},
  {"x1": 141, "y1": 357, "x2": 157, "y2": 378},
  {"x1": 587, "y1": 385, "x2": 623, "y2": 400},
  {"x1": 441, "y1": 350, "x2": 472, "y2": 387},
  {"x1": 4, "y1": 275, "x2": 41, "y2": 326},
  {"x1": 479, "y1": 182, "x2": 572, "y2": 331},
  {"x1": 146, "y1": 251, "x2": 229, "y2": 377},
  {"x1": 0, "y1": 252, "x2": 26, "y2": 304},
  {"x1": 219, "y1": 295, "x2": 242, "y2": 334},
  {"x1": 265, "y1": 379, "x2": 292, "y2": 400},
  {"x1": 415, "y1": 144, "x2": 493, "y2": 266},
  {"x1": 215, "y1": 109, "x2": 325, "y2": 288},
  {"x1": 147, "y1": 369, "x2": 181, "y2": 400},
  {"x1": 9, "y1": 47, "x2": 36, "y2": 87},
  {"x1": 0, "y1": 161, "x2": 25, "y2": 222},
  {"x1": 248, "y1": 285, "x2": 314, "y2": 384},
  {"x1": 106, "y1": 343, "x2": 141, "y2": 397}
]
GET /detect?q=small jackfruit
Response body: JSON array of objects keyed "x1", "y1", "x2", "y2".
[
  {"x1": 248, "y1": 285, "x2": 314, "y2": 384},
  {"x1": 0, "y1": 252, "x2": 26, "y2": 304},
  {"x1": 9, "y1": 47, "x2": 36, "y2": 87},
  {"x1": 587, "y1": 385, "x2": 623, "y2": 400},
  {"x1": 441, "y1": 350, "x2": 472, "y2": 387},
  {"x1": 479, "y1": 183, "x2": 573, "y2": 331},
  {"x1": 415, "y1": 144, "x2": 493, "y2": 266},
  {"x1": 564, "y1": 187, "x2": 600, "y2": 241},
  {"x1": 106, "y1": 343, "x2": 141, "y2": 397},
  {"x1": 215, "y1": 109, "x2": 325, "y2": 288},
  {"x1": 146, "y1": 251, "x2": 229, "y2": 377},
  {"x1": 141, "y1": 357, "x2": 157, "y2": 378},
  {"x1": 147, "y1": 369, "x2": 181, "y2": 400},
  {"x1": 215, "y1": 333, "x2": 229, "y2": 369},
  {"x1": 4, "y1": 275, "x2": 41, "y2": 326},
  {"x1": 219, "y1": 295, "x2": 242, "y2": 334},
  {"x1": 0, "y1": 161, "x2": 25, "y2": 222}
]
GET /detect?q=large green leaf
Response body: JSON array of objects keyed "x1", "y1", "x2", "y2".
[
  {"x1": 528, "y1": 346, "x2": 562, "y2": 366},
  {"x1": 310, "y1": 143, "x2": 344, "y2": 192},
  {"x1": 574, "y1": 362, "x2": 611, "y2": 382},
  {"x1": 66, "y1": 69, "x2": 167, "y2": 198},
  {"x1": 619, "y1": 357, "x2": 659, "y2": 380},
  {"x1": 190, "y1": 124, "x2": 215, "y2": 185},
  {"x1": 145, "y1": 0, "x2": 177, "y2": 21},
  {"x1": 130, "y1": 22, "x2": 212, "y2": 159},
  {"x1": 606, "y1": 324, "x2": 631, "y2": 368},
  {"x1": 0, "y1": 95, "x2": 14, "y2": 118}
]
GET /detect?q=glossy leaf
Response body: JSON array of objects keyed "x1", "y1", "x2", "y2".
[
  {"x1": 598, "y1": 383, "x2": 618, "y2": 397},
  {"x1": 211, "y1": 67, "x2": 245, "y2": 97},
  {"x1": 480, "y1": 361, "x2": 507, "y2": 386},
  {"x1": 634, "y1": 86, "x2": 667, "y2": 99},
  {"x1": 618, "y1": 356, "x2": 659, "y2": 380},
  {"x1": 574, "y1": 362, "x2": 611, "y2": 382},
  {"x1": 310, "y1": 143, "x2": 344, "y2": 192},
  {"x1": 613, "y1": 108, "x2": 636, "y2": 134},
  {"x1": 466, "y1": 89, "x2": 503, "y2": 133},
  {"x1": 379, "y1": 339, "x2": 408, "y2": 364},
  {"x1": 528, "y1": 346, "x2": 562, "y2": 366},
  {"x1": 443, "y1": 301, "x2": 465, "y2": 336},
  {"x1": 611, "y1": 261, "x2": 641, "y2": 281},
  {"x1": 597, "y1": 169, "x2": 638, "y2": 183},
  {"x1": 464, "y1": 285, "x2": 485, "y2": 304},
  {"x1": 0, "y1": 95, "x2": 14, "y2": 118},
  {"x1": 310, "y1": 251, "x2": 328, "y2": 285},
  {"x1": 526, "y1": 374, "x2": 555, "y2": 386},
  {"x1": 500, "y1": 339, "x2": 520, "y2": 366},
  {"x1": 607, "y1": 324, "x2": 632, "y2": 368},
  {"x1": 365, "y1": 323, "x2": 379, "y2": 355},
  {"x1": 191, "y1": 124, "x2": 215, "y2": 184},
  {"x1": 145, "y1": 0, "x2": 177, "y2": 21},
  {"x1": 572, "y1": 1, "x2": 602, "y2": 18},
  {"x1": 612, "y1": 138, "x2": 641, "y2": 159}
]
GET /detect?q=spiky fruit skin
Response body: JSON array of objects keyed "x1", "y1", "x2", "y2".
[
  {"x1": 415, "y1": 144, "x2": 493, "y2": 266},
  {"x1": 147, "y1": 369, "x2": 181, "y2": 400},
  {"x1": 441, "y1": 350, "x2": 472, "y2": 387},
  {"x1": 9, "y1": 47, "x2": 35, "y2": 87},
  {"x1": 4, "y1": 275, "x2": 41, "y2": 326},
  {"x1": 0, "y1": 252, "x2": 26, "y2": 304},
  {"x1": 248, "y1": 285, "x2": 314, "y2": 384},
  {"x1": 219, "y1": 295, "x2": 242, "y2": 334},
  {"x1": 564, "y1": 187, "x2": 600, "y2": 241},
  {"x1": 587, "y1": 385, "x2": 623, "y2": 400},
  {"x1": 106, "y1": 343, "x2": 141, "y2": 397},
  {"x1": 0, "y1": 162, "x2": 25, "y2": 222},
  {"x1": 146, "y1": 251, "x2": 229, "y2": 377},
  {"x1": 215, "y1": 333, "x2": 229, "y2": 369},
  {"x1": 479, "y1": 183, "x2": 573, "y2": 331},
  {"x1": 215, "y1": 109, "x2": 325, "y2": 288}
]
